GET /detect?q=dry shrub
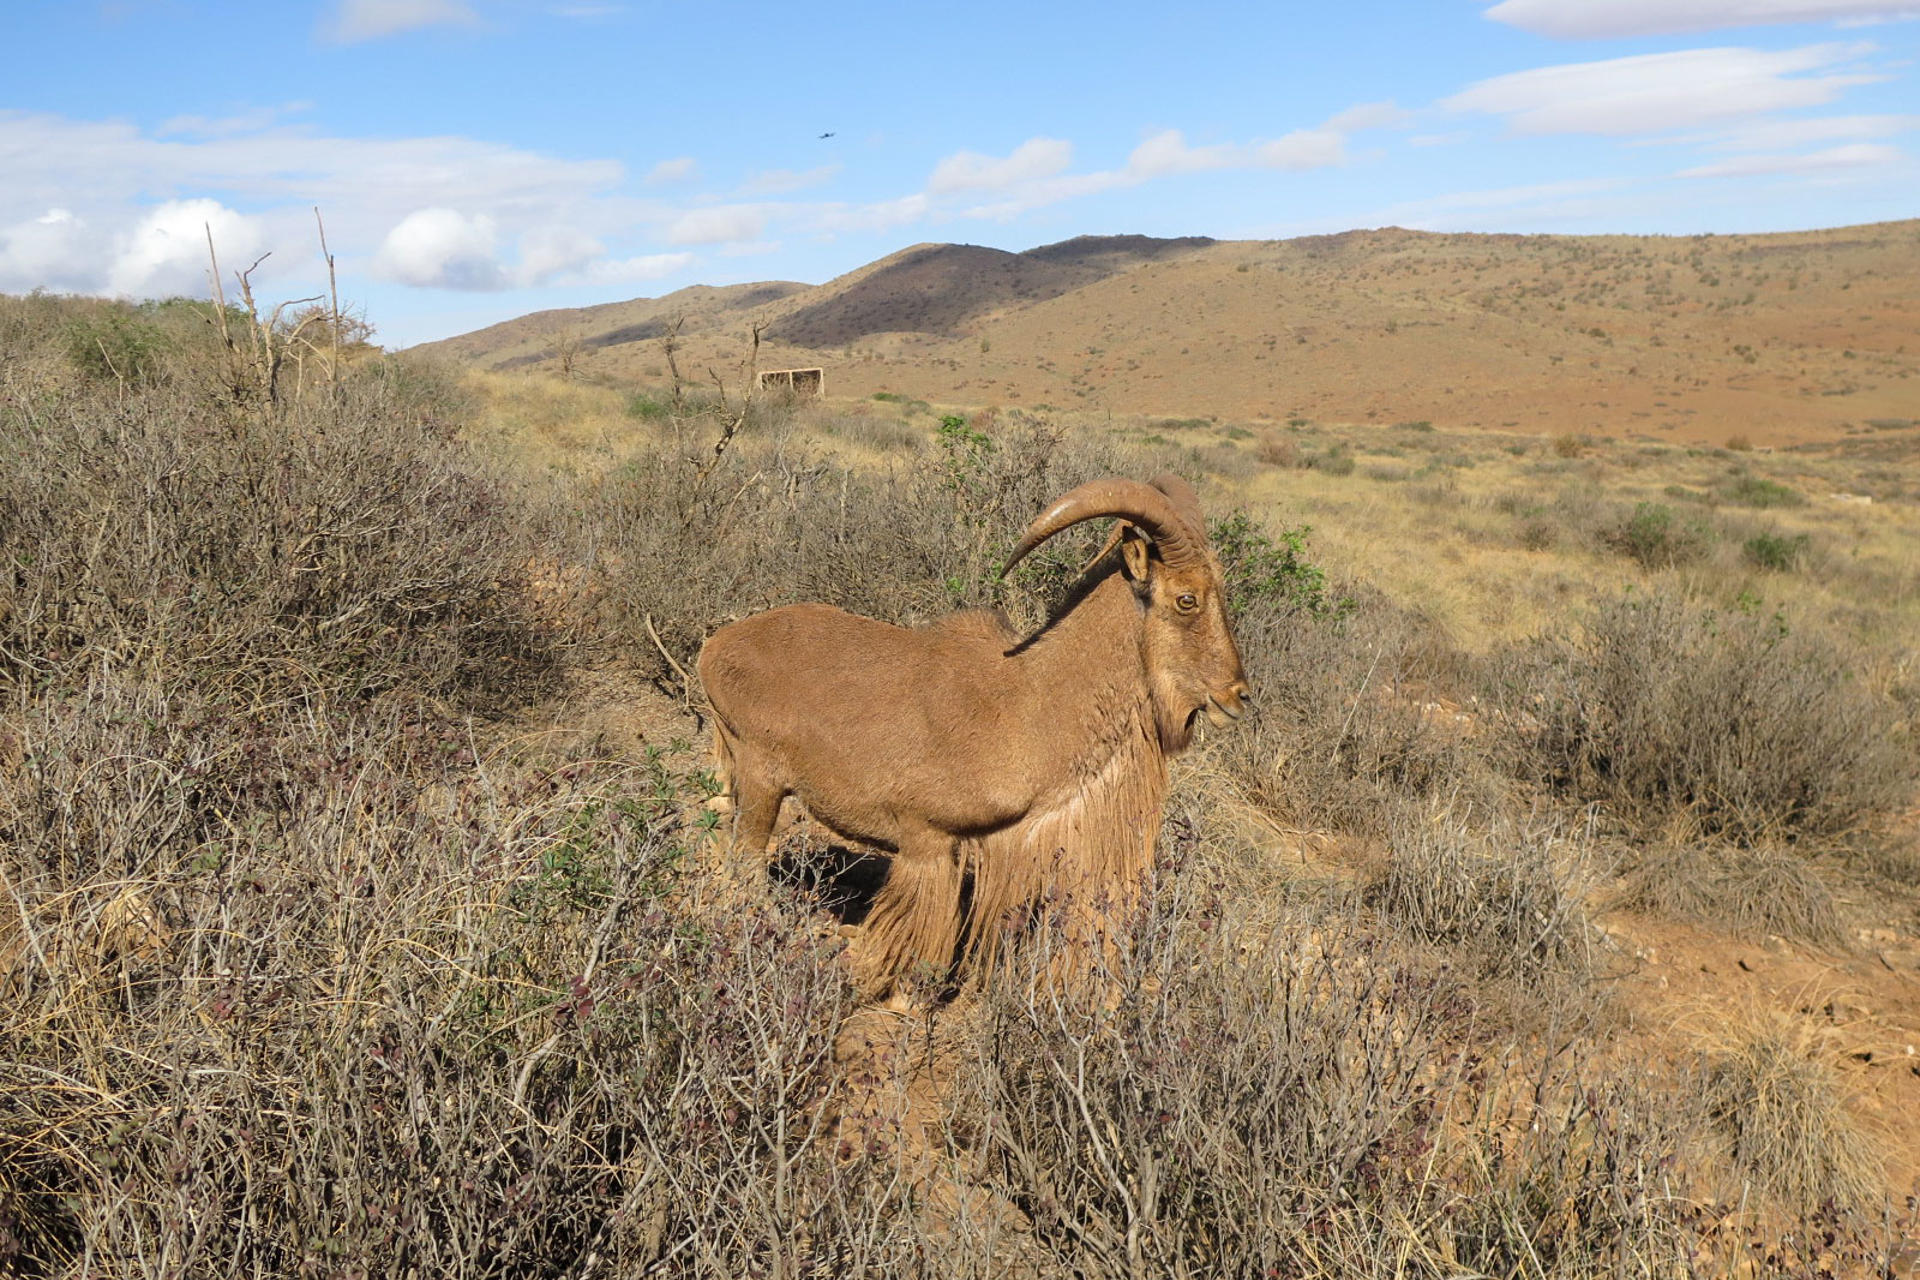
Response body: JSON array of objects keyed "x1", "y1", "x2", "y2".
[
  {"x1": 569, "y1": 410, "x2": 1130, "y2": 680},
  {"x1": 1492, "y1": 592, "x2": 1912, "y2": 846},
  {"x1": 1256, "y1": 430, "x2": 1301, "y2": 467},
  {"x1": 1701, "y1": 1010, "x2": 1881, "y2": 1214},
  {"x1": 1618, "y1": 841, "x2": 1844, "y2": 944},
  {"x1": 1368, "y1": 800, "x2": 1600, "y2": 981},
  {"x1": 956, "y1": 878, "x2": 1703, "y2": 1278},
  {"x1": 0, "y1": 684, "x2": 923, "y2": 1277},
  {"x1": 1220, "y1": 587, "x2": 1493, "y2": 839},
  {"x1": 0, "y1": 357, "x2": 546, "y2": 708}
]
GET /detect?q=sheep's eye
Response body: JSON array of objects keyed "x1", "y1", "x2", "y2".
[{"x1": 1176, "y1": 593, "x2": 1199, "y2": 613}]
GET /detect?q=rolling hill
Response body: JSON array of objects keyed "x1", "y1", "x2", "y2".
[{"x1": 414, "y1": 220, "x2": 1920, "y2": 447}]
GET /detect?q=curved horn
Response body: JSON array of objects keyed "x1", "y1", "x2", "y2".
[
  {"x1": 1148, "y1": 473, "x2": 1205, "y2": 541},
  {"x1": 1001, "y1": 476, "x2": 1203, "y2": 578}
]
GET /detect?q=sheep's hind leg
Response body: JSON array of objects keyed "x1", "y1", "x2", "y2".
[{"x1": 854, "y1": 832, "x2": 963, "y2": 1003}]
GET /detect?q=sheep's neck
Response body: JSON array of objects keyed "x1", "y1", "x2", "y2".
[{"x1": 1011, "y1": 571, "x2": 1161, "y2": 787}]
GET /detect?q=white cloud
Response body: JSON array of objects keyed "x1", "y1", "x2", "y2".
[
  {"x1": 1367, "y1": 177, "x2": 1636, "y2": 230},
  {"x1": 1119, "y1": 128, "x2": 1346, "y2": 177},
  {"x1": 929, "y1": 111, "x2": 1372, "y2": 222},
  {"x1": 1325, "y1": 101, "x2": 1415, "y2": 131},
  {"x1": 1254, "y1": 128, "x2": 1349, "y2": 169},
  {"x1": 0, "y1": 111, "x2": 624, "y2": 221},
  {"x1": 664, "y1": 205, "x2": 766, "y2": 245},
  {"x1": 811, "y1": 194, "x2": 931, "y2": 234},
  {"x1": 1445, "y1": 44, "x2": 1883, "y2": 135},
  {"x1": 324, "y1": 0, "x2": 480, "y2": 43},
  {"x1": 0, "y1": 208, "x2": 95, "y2": 293},
  {"x1": 928, "y1": 138, "x2": 1074, "y2": 193},
  {"x1": 516, "y1": 224, "x2": 604, "y2": 283},
  {"x1": 157, "y1": 102, "x2": 313, "y2": 139},
  {"x1": 558, "y1": 251, "x2": 694, "y2": 286},
  {"x1": 0, "y1": 110, "x2": 675, "y2": 295},
  {"x1": 644, "y1": 156, "x2": 697, "y2": 185},
  {"x1": 1678, "y1": 139, "x2": 1901, "y2": 174},
  {"x1": 739, "y1": 165, "x2": 841, "y2": 195},
  {"x1": 1705, "y1": 111, "x2": 1920, "y2": 147},
  {"x1": 108, "y1": 199, "x2": 265, "y2": 298},
  {"x1": 1410, "y1": 131, "x2": 1471, "y2": 146},
  {"x1": 375, "y1": 208, "x2": 504, "y2": 290},
  {"x1": 1485, "y1": 0, "x2": 1920, "y2": 39},
  {"x1": 1123, "y1": 130, "x2": 1234, "y2": 178}
]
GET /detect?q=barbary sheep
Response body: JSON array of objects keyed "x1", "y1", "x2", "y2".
[{"x1": 696, "y1": 474, "x2": 1251, "y2": 990}]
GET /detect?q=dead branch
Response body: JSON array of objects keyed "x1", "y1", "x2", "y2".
[
  {"x1": 662, "y1": 316, "x2": 686, "y2": 414},
  {"x1": 689, "y1": 323, "x2": 762, "y2": 493},
  {"x1": 315, "y1": 206, "x2": 341, "y2": 399}
]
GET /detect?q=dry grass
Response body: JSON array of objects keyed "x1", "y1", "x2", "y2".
[
  {"x1": 1699, "y1": 1007, "x2": 1883, "y2": 1214},
  {"x1": 1617, "y1": 841, "x2": 1846, "y2": 945},
  {"x1": 1368, "y1": 799, "x2": 1602, "y2": 982}
]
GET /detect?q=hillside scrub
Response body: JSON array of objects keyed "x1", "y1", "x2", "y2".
[
  {"x1": 1490, "y1": 592, "x2": 1914, "y2": 846},
  {"x1": 0, "y1": 355, "x2": 546, "y2": 710},
  {"x1": 564, "y1": 408, "x2": 1134, "y2": 682}
]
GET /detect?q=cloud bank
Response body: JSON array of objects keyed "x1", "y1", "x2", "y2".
[{"x1": 1484, "y1": 0, "x2": 1920, "y2": 39}]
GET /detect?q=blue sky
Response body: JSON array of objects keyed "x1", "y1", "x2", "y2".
[{"x1": 3, "y1": 1, "x2": 1916, "y2": 346}]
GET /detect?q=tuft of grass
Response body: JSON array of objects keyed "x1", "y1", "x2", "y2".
[
  {"x1": 1617, "y1": 842, "x2": 1843, "y2": 944},
  {"x1": 1368, "y1": 800, "x2": 1599, "y2": 981},
  {"x1": 1701, "y1": 1010, "x2": 1880, "y2": 1214}
]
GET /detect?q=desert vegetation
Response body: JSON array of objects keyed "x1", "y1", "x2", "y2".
[{"x1": 2, "y1": 290, "x2": 1917, "y2": 1276}]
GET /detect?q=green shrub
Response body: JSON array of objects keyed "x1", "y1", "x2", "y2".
[
  {"x1": 1720, "y1": 473, "x2": 1805, "y2": 508},
  {"x1": 1609, "y1": 502, "x2": 1707, "y2": 568},
  {"x1": 626, "y1": 390, "x2": 670, "y2": 420},
  {"x1": 1743, "y1": 530, "x2": 1811, "y2": 571},
  {"x1": 1208, "y1": 509, "x2": 1338, "y2": 620},
  {"x1": 1308, "y1": 444, "x2": 1355, "y2": 475},
  {"x1": 64, "y1": 309, "x2": 172, "y2": 387}
]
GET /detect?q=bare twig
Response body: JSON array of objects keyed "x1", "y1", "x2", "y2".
[
  {"x1": 643, "y1": 613, "x2": 696, "y2": 709},
  {"x1": 315, "y1": 206, "x2": 341, "y2": 399},
  {"x1": 661, "y1": 316, "x2": 686, "y2": 414},
  {"x1": 689, "y1": 324, "x2": 762, "y2": 493}
]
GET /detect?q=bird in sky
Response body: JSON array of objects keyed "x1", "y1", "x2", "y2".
[{"x1": 818, "y1": 131, "x2": 835, "y2": 139}]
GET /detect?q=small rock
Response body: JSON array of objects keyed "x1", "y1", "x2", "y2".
[{"x1": 1880, "y1": 949, "x2": 1920, "y2": 972}]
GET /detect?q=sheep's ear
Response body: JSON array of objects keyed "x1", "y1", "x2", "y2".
[{"x1": 1120, "y1": 525, "x2": 1152, "y2": 586}]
